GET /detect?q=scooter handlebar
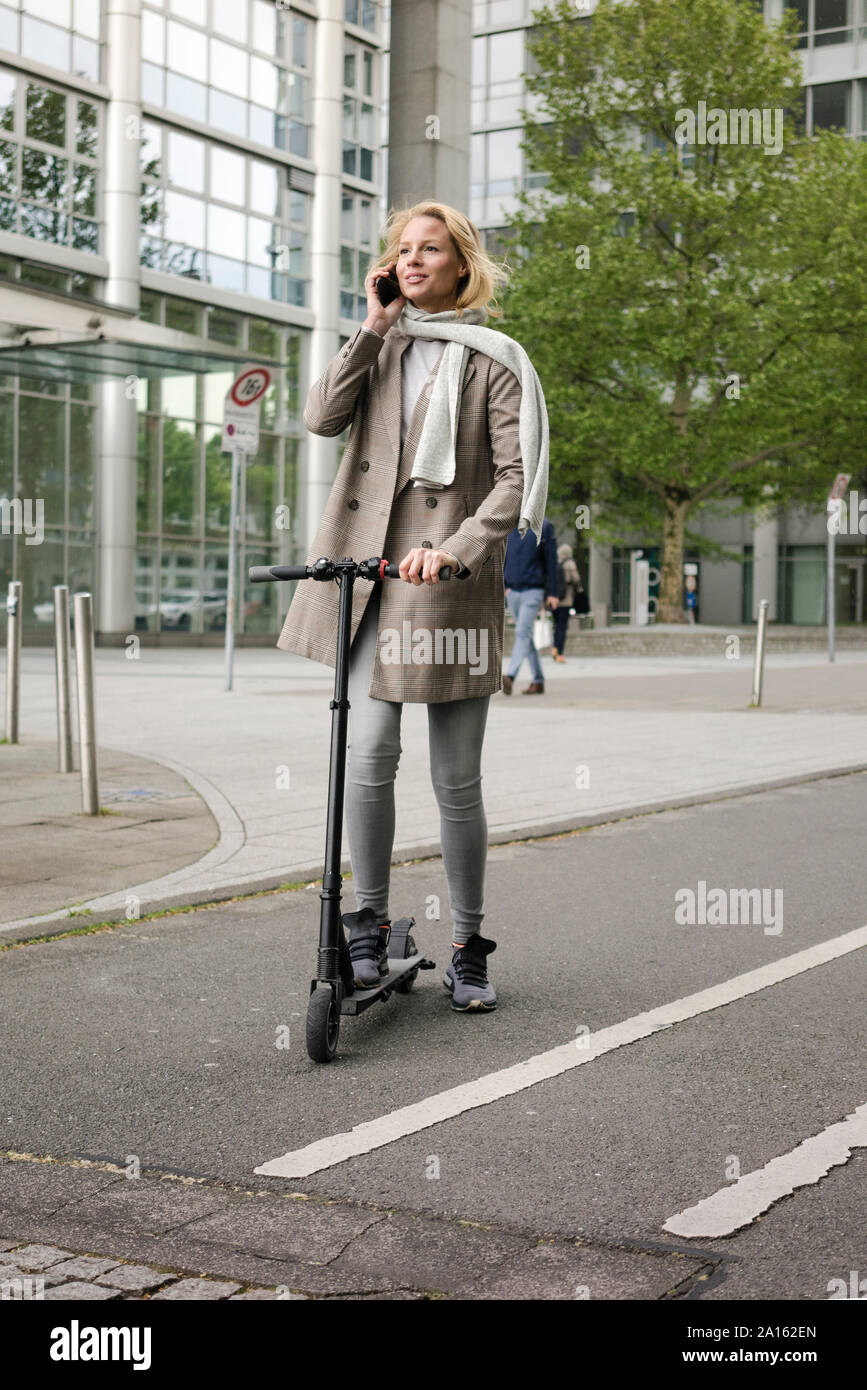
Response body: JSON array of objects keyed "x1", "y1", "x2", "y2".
[
  {"x1": 248, "y1": 560, "x2": 452, "y2": 583},
  {"x1": 248, "y1": 564, "x2": 309, "y2": 583}
]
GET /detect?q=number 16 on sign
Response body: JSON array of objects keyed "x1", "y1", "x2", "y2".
[{"x1": 222, "y1": 364, "x2": 271, "y2": 690}]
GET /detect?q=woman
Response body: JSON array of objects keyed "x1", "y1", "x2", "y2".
[
  {"x1": 551, "y1": 542, "x2": 583, "y2": 662},
  {"x1": 276, "y1": 201, "x2": 549, "y2": 1012}
]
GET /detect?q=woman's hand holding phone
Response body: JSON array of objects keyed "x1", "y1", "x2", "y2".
[{"x1": 363, "y1": 261, "x2": 406, "y2": 337}]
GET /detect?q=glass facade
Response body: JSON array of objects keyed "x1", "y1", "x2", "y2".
[
  {"x1": 139, "y1": 119, "x2": 310, "y2": 304},
  {"x1": 342, "y1": 33, "x2": 377, "y2": 184},
  {"x1": 134, "y1": 292, "x2": 302, "y2": 637},
  {"x1": 0, "y1": 3, "x2": 328, "y2": 642},
  {"x1": 0, "y1": 373, "x2": 97, "y2": 631},
  {"x1": 0, "y1": 65, "x2": 100, "y2": 254},
  {"x1": 784, "y1": 0, "x2": 867, "y2": 47},
  {"x1": 141, "y1": 0, "x2": 312, "y2": 156},
  {"x1": 0, "y1": 0, "x2": 102, "y2": 84}
]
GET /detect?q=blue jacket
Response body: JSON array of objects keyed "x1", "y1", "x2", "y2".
[{"x1": 503, "y1": 519, "x2": 559, "y2": 597}]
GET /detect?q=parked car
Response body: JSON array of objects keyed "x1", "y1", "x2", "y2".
[{"x1": 156, "y1": 590, "x2": 227, "y2": 630}]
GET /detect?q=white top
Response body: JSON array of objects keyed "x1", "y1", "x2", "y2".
[
  {"x1": 359, "y1": 325, "x2": 445, "y2": 447},
  {"x1": 358, "y1": 326, "x2": 463, "y2": 571}
]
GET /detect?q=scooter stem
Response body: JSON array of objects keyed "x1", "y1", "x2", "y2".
[{"x1": 317, "y1": 562, "x2": 357, "y2": 993}]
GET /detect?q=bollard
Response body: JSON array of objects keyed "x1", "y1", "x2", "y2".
[
  {"x1": 73, "y1": 591, "x2": 99, "y2": 815},
  {"x1": 54, "y1": 585, "x2": 74, "y2": 772},
  {"x1": 4, "y1": 580, "x2": 22, "y2": 743},
  {"x1": 750, "y1": 599, "x2": 769, "y2": 708}
]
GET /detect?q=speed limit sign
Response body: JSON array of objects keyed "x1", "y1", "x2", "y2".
[
  {"x1": 230, "y1": 365, "x2": 271, "y2": 407},
  {"x1": 222, "y1": 363, "x2": 272, "y2": 454}
]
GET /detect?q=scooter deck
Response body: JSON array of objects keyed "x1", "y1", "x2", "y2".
[
  {"x1": 340, "y1": 952, "x2": 430, "y2": 1015},
  {"x1": 338, "y1": 914, "x2": 435, "y2": 1015}
]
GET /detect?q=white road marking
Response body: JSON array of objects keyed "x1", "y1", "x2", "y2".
[
  {"x1": 664, "y1": 1102, "x2": 867, "y2": 1238},
  {"x1": 254, "y1": 923, "x2": 867, "y2": 1179}
]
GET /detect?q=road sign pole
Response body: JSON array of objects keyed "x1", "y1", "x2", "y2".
[
  {"x1": 225, "y1": 446, "x2": 242, "y2": 692},
  {"x1": 826, "y1": 473, "x2": 850, "y2": 667},
  {"x1": 827, "y1": 522, "x2": 835, "y2": 665},
  {"x1": 221, "y1": 363, "x2": 271, "y2": 691}
]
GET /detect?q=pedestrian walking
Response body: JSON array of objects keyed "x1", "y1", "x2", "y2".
[
  {"x1": 501, "y1": 517, "x2": 559, "y2": 695},
  {"x1": 551, "y1": 542, "x2": 584, "y2": 662},
  {"x1": 276, "y1": 200, "x2": 549, "y2": 1011}
]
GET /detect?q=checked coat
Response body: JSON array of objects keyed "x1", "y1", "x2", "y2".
[{"x1": 275, "y1": 317, "x2": 527, "y2": 702}]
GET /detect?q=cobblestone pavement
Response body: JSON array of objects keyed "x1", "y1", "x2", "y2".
[{"x1": 0, "y1": 1238, "x2": 306, "y2": 1300}]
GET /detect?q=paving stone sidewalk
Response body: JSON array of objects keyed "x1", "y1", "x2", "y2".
[{"x1": 3, "y1": 648, "x2": 867, "y2": 943}]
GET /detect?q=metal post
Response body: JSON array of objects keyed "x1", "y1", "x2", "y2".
[
  {"x1": 827, "y1": 519, "x2": 835, "y2": 664},
  {"x1": 4, "y1": 580, "x2": 21, "y2": 743},
  {"x1": 225, "y1": 445, "x2": 242, "y2": 691},
  {"x1": 73, "y1": 591, "x2": 99, "y2": 815},
  {"x1": 54, "y1": 585, "x2": 74, "y2": 772},
  {"x1": 750, "y1": 599, "x2": 769, "y2": 707}
]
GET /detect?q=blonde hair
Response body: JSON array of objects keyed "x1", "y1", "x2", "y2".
[{"x1": 369, "y1": 200, "x2": 511, "y2": 320}]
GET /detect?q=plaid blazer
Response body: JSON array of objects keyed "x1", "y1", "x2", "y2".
[{"x1": 275, "y1": 319, "x2": 526, "y2": 702}]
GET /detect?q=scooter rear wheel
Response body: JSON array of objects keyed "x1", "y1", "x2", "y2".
[{"x1": 306, "y1": 986, "x2": 340, "y2": 1062}]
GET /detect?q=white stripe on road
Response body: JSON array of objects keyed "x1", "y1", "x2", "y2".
[
  {"x1": 254, "y1": 923, "x2": 867, "y2": 1179},
  {"x1": 664, "y1": 1102, "x2": 867, "y2": 1239}
]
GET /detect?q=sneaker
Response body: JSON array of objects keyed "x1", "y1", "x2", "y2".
[
  {"x1": 344, "y1": 907, "x2": 391, "y2": 988},
  {"x1": 443, "y1": 933, "x2": 497, "y2": 1011}
]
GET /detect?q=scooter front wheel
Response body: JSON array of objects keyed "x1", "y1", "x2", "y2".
[{"x1": 306, "y1": 986, "x2": 340, "y2": 1062}]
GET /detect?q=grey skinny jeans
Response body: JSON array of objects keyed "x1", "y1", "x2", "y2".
[{"x1": 345, "y1": 582, "x2": 490, "y2": 945}]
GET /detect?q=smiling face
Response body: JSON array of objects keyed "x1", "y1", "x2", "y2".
[{"x1": 396, "y1": 216, "x2": 469, "y2": 313}]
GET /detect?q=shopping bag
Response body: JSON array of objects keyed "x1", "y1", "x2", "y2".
[{"x1": 533, "y1": 612, "x2": 553, "y2": 649}]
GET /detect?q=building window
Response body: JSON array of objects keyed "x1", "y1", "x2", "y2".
[
  {"x1": 139, "y1": 120, "x2": 310, "y2": 305},
  {"x1": 814, "y1": 0, "x2": 853, "y2": 46},
  {"x1": 141, "y1": 2, "x2": 312, "y2": 157},
  {"x1": 0, "y1": 67, "x2": 101, "y2": 253},
  {"x1": 340, "y1": 188, "x2": 374, "y2": 321},
  {"x1": 133, "y1": 294, "x2": 303, "y2": 636},
  {"x1": 474, "y1": 1, "x2": 527, "y2": 26},
  {"x1": 342, "y1": 38, "x2": 378, "y2": 184},
  {"x1": 811, "y1": 80, "x2": 851, "y2": 133},
  {"x1": 0, "y1": 0, "x2": 102, "y2": 83},
  {"x1": 345, "y1": 0, "x2": 377, "y2": 34},
  {"x1": 0, "y1": 372, "x2": 97, "y2": 633}
]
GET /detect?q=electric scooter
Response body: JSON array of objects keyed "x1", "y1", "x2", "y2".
[{"x1": 249, "y1": 556, "x2": 451, "y2": 1062}]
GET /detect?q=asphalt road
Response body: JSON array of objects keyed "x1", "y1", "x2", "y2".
[{"x1": 2, "y1": 772, "x2": 865, "y2": 1301}]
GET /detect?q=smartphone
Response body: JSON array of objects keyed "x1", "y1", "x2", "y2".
[{"x1": 375, "y1": 266, "x2": 402, "y2": 307}]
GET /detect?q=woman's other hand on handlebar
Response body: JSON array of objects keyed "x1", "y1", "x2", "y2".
[{"x1": 398, "y1": 548, "x2": 458, "y2": 585}]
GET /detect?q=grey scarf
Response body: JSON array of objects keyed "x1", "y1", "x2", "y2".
[{"x1": 399, "y1": 302, "x2": 549, "y2": 544}]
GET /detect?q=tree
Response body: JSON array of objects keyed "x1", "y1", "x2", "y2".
[{"x1": 496, "y1": 0, "x2": 867, "y2": 620}]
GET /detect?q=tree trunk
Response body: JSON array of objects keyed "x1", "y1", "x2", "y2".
[{"x1": 657, "y1": 495, "x2": 689, "y2": 623}]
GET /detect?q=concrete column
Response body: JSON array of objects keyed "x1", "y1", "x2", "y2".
[
  {"x1": 588, "y1": 538, "x2": 612, "y2": 628},
  {"x1": 752, "y1": 507, "x2": 778, "y2": 621},
  {"x1": 387, "y1": 0, "x2": 472, "y2": 209},
  {"x1": 96, "y1": 0, "x2": 141, "y2": 638},
  {"x1": 303, "y1": 0, "x2": 347, "y2": 548}
]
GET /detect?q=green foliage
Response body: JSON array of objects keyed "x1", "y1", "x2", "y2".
[{"x1": 495, "y1": 0, "x2": 867, "y2": 581}]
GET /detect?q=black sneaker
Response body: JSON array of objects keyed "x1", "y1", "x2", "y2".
[
  {"x1": 443, "y1": 933, "x2": 497, "y2": 1011},
  {"x1": 344, "y1": 908, "x2": 391, "y2": 988}
]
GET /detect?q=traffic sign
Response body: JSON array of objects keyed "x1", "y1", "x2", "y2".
[
  {"x1": 828, "y1": 473, "x2": 851, "y2": 502},
  {"x1": 222, "y1": 363, "x2": 271, "y2": 455},
  {"x1": 230, "y1": 364, "x2": 271, "y2": 407},
  {"x1": 222, "y1": 407, "x2": 259, "y2": 454}
]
